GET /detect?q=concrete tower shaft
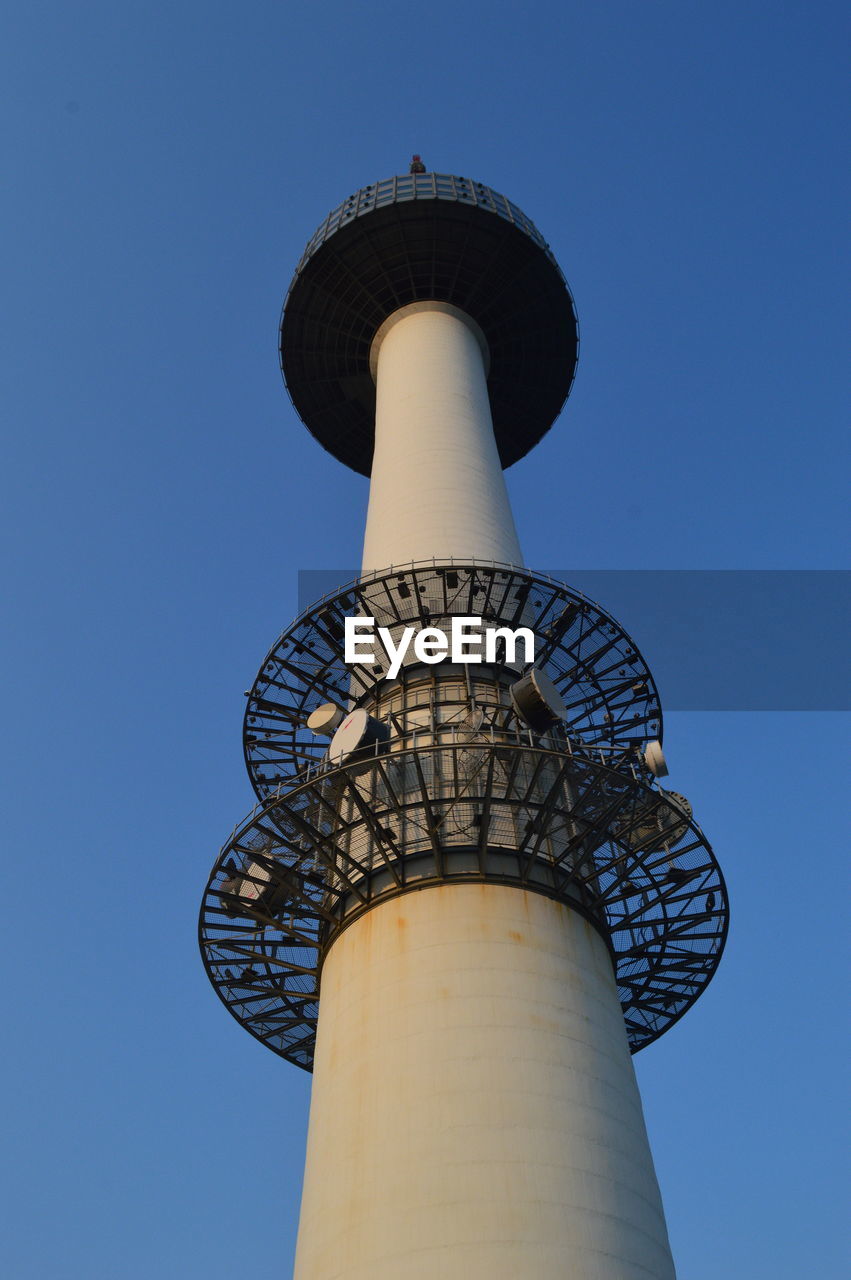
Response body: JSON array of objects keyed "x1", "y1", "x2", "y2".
[
  {"x1": 363, "y1": 302, "x2": 522, "y2": 572},
  {"x1": 296, "y1": 887, "x2": 675, "y2": 1280},
  {"x1": 292, "y1": 223, "x2": 674, "y2": 1274}
]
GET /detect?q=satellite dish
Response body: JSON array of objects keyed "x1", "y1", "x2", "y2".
[
  {"x1": 307, "y1": 702, "x2": 344, "y2": 736},
  {"x1": 644, "y1": 740, "x2": 668, "y2": 777},
  {"x1": 510, "y1": 668, "x2": 568, "y2": 732},
  {"x1": 619, "y1": 789, "x2": 693, "y2": 854},
  {"x1": 661, "y1": 790, "x2": 693, "y2": 835},
  {"x1": 218, "y1": 853, "x2": 298, "y2": 920},
  {"x1": 328, "y1": 708, "x2": 390, "y2": 767}
]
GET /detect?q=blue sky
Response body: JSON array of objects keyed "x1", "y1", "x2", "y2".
[{"x1": 2, "y1": 3, "x2": 848, "y2": 1277}]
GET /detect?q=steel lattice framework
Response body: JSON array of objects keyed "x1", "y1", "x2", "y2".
[
  {"x1": 200, "y1": 741, "x2": 727, "y2": 1068},
  {"x1": 243, "y1": 562, "x2": 663, "y2": 799}
]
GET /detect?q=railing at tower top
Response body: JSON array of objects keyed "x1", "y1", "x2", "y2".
[{"x1": 295, "y1": 174, "x2": 556, "y2": 276}]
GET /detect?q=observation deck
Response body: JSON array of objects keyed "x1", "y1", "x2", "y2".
[{"x1": 280, "y1": 172, "x2": 579, "y2": 474}]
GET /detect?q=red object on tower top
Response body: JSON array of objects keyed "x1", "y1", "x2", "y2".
[{"x1": 409, "y1": 154, "x2": 426, "y2": 174}]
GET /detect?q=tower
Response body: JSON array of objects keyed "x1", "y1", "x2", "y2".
[{"x1": 199, "y1": 167, "x2": 728, "y2": 1278}]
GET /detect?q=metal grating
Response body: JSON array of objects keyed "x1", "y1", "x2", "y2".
[{"x1": 200, "y1": 743, "x2": 727, "y2": 1069}]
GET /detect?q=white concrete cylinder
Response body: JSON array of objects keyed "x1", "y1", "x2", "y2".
[
  {"x1": 293, "y1": 885, "x2": 676, "y2": 1280},
  {"x1": 361, "y1": 304, "x2": 523, "y2": 574}
]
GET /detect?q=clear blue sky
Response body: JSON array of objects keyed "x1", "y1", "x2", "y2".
[{"x1": 2, "y1": 3, "x2": 848, "y2": 1277}]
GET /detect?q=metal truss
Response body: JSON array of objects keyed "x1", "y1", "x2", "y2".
[
  {"x1": 200, "y1": 741, "x2": 727, "y2": 1070},
  {"x1": 244, "y1": 562, "x2": 663, "y2": 799}
]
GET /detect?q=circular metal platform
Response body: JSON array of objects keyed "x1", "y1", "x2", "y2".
[
  {"x1": 199, "y1": 742, "x2": 728, "y2": 1069},
  {"x1": 281, "y1": 172, "x2": 579, "y2": 475},
  {"x1": 243, "y1": 563, "x2": 663, "y2": 799}
]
